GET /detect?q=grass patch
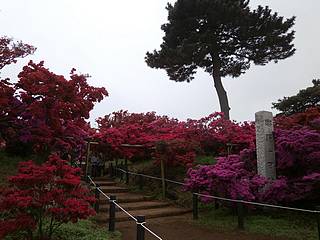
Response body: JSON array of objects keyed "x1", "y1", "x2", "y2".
[
  {"x1": 4, "y1": 220, "x2": 121, "y2": 240},
  {"x1": 0, "y1": 151, "x2": 47, "y2": 186},
  {"x1": 0, "y1": 151, "x2": 25, "y2": 186},
  {"x1": 197, "y1": 205, "x2": 318, "y2": 240},
  {"x1": 55, "y1": 220, "x2": 121, "y2": 240},
  {"x1": 194, "y1": 155, "x2": 216, "y2": 165}
]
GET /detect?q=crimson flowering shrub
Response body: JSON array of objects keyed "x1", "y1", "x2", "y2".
[
  {"x1": 185, "y1": 112, "x2": 255, "y2": 155},
  {"x1": 0, "y1": 79, "x2": 22, "y2": 148},
  {"x1": 1, "y1": 61, "x2": 108, "y2": 155},
  {"x1": 95, "y1": 110, "x2": 200, "y2": 166},
  {"x1": 95, "y1": 111, "x2": 255, "y2": 167},
  {"x1": 274, "y1": 107, "x2": 320, "y2": 129},
  {"x1": 15, "y1": 61, "x2": 107, "y2": 153},
  {"x1": 0, "y1": 154, "x2": 95, "y2": 239}
]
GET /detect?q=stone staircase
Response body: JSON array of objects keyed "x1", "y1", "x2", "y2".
[{"x1": 91, "y1": 177, "x2": 191, "y2": 223}]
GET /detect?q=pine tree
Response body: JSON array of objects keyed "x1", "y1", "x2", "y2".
[
  {"x1": 272, "y1": 79, "x2": 320, "y2": 115},
  {"x1": 146, "y1": 0, "x2": 295, "y2": 119}
]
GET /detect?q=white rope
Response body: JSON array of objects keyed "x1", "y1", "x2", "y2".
[
  {"x1": 97, "y1": 187, "x2": 110, "y2": 200},
  {"x1": 141, "y1": 223, "x2": 163, "y2": 240},
  {"x1": 165, "y1": 179, "x2": 184, "y2": 185},
  {"x1": 88, "y1": 175, "x2": 162, "y2": 240},
  {"x1": 194, "y1": 193, "x2": 320, "y2": 214},
  {"x1": 112, "y1": 200, "x2": 138, "y2": 222},
  {"x1": 87, "y1": 176, "x2": 96, "y2": 187},
  {"x1": 240, "y1": 199, "x2": 320, "y2": 213},
  {"x1": 116, "y1": 168, "x2": 184, "y2": 185}
]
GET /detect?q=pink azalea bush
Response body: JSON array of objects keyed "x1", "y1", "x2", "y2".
[{"x1": 184, "y1": 108, "x2": 320, "y2": 206}]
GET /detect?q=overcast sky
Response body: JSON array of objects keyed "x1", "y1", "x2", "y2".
[{"x1": 1, "y1": 0, "x2": 320, "y2": 124}]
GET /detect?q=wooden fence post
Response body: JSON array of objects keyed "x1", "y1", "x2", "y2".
[
  {"x1": 237, "y1": 201, "x2": 245, "y2": 230},
  {"x1": 193, "y1": 193, "x2": 199, "y2": 220},
  {"x1": 109, "y1": 195, "x2": 116, "y2": 232},
  {"x1": 136, "y1": 215, "x2": 145, "y2": 240}
]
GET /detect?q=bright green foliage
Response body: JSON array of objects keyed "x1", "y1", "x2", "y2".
[{"x1": 272, "y1": 79, "x2": 320, "y2": 115}]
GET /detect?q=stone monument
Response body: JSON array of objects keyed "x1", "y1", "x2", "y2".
[{"x1": 255, "y1": 111, "x2": 276, "y2": 180}]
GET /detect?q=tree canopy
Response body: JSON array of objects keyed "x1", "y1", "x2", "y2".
[
  {"x1": 272, "y1": 79, "x2": 320, "y2": 115},
  {"x1": 0, "y1": 36, "x2": 35, "y2": 70},
  {"x1": 146, "y1": 0, "x2": 295, "y2": 119}
]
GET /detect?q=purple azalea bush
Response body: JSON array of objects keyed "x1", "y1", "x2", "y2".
[{"x1": 185, "y1": 116, "x2": 320, "y2": 207}]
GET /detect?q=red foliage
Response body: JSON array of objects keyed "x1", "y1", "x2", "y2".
[
  {"x1": 274, "y1": 107, "x2": 320, "y2": 129},
  {"x1": 0, "y1": 79, "x2": 22, "y2": 147},
  {"x1": 0, "y1": 154, "x2": 95, "y2": 239},
  {"x1": 95, "y1": 110, "x2": 198, "y2": 165},
  {"x1": 95, "y1": 111, "x2": 255, "y2": 166},
  {"x1": 0, "y1": 36, "x2": 35, "y2": 148},
  {"x1": 185, "y1": 112, "x2": 255, "y2": 155},
  {"x1": 0, "y1": 36, "x2": 35, "y2": 70},
  {"x1": 3, "y1": 61, "x2": 108, "y2": 154}
]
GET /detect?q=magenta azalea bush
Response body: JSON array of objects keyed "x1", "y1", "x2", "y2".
[
  {"x1": 185, "y1": 109, "x2": 320, "y2": 206},
  {"x1": 185, "y1": 152, "x2": 267, "y2": 202}
]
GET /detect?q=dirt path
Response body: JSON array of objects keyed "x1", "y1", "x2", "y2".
[{"x1": 116, "y1": 213, "x2": 290, "y2": 240}]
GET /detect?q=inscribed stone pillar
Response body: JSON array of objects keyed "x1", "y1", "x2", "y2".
[{"x1": 255, "y1": 111, "x2": 276, "y2": 180}]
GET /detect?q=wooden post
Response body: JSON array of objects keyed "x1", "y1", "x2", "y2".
[
  {"x1": 114, "y1": 159, "x2": 118, "y2": 178},
  {"x1": 316, "y1": 206, "x2": 320, "y2": 240},
  {"x1": 85, "y1": 142, "x2": 91, "y2": 177},
  {"x1": 160, "y1": 157, "x2": 166, "y2": 199},
  {"x1": 109, "y1": 195, "x2": 116, "y2": 232},
  {"x1": 120, "y1": 162, "x2": 124, "y2": 181},
  {"x1": 136, "y1": 215, "x2": 145, "y2": 240},
  {"x1": 192, "y1": 193, "x2": 199, "y2": 220},
  {"x1": 138, "y1": 173, "x2": 143, "y2": 190},
  {"x1": 125, "y1": 158, "x2": 129, "y2": 184},
  {"x1": 94, "y1": 184, "x2": 100, "y2": 213},
  {"x1": 237, "y1": 201, "x2": 245, "y2": 230}
]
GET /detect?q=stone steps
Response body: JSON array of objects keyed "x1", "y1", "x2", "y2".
[
  {"x1": 93, "y1": 178, "x2": 191, "y2": 223},
  {"x1": 95, "y1": 206, "x2": 191, "y2": 223},
  {"x1": 99, "y1": 200, "x2": 171, "y2": 212},
  {"x1": 98, "y1": 192, "x2": 152, "y2": 204},
  {"x1": 97, "y1": 186, "x2": 128, "y2": 193},
  {"x1": 92, "y1": 181, "x2": 117, "y2": 187}
]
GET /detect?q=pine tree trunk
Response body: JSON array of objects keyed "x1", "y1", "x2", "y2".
[{"x1": 212, "y1": 57, "x2": 230, "y2": 120}]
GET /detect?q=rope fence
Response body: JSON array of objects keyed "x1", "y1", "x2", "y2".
[
  {"x1": 114, "y1": 166, "x2": 320, "y2": 239},
  {"x1": 86, "y1": 173, "x2": 163, "y2": 240},
  {"x1": 194, "y1": 193, "x2": 320, "y2": 214},
  {"x1": 117, "y1": 168, "x2": 184, "y2": 185}
]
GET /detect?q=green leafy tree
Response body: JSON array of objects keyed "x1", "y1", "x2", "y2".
[
  {"x1": 272, "y1": 79, "x2": 320, "y2": 115},
  {"x1": 146, "y1": 0, "x2": 295, "y2": 119}
]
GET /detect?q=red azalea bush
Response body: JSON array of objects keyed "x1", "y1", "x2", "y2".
[
  {"x1": 0, "y1": 154, "x2": 95, "y2": 239},
  {"x1": 95, "y1": 110, "x2": 200, "y2": 166},
  {"x1": 185, "y1": 112, "x2": 255, "y2": 156},
  {"x1": 94, "y1": 111, "x2": 255, "y2": 167},
  {"x1": 0, "y1": 79, "x2": 23, "y2": 149},
  {"x1": 1, "y1": 61, "x2": 108, "y2": 155},
  {"x1": 274, "y1": 106, "x2": 320, "y2": 129}
]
